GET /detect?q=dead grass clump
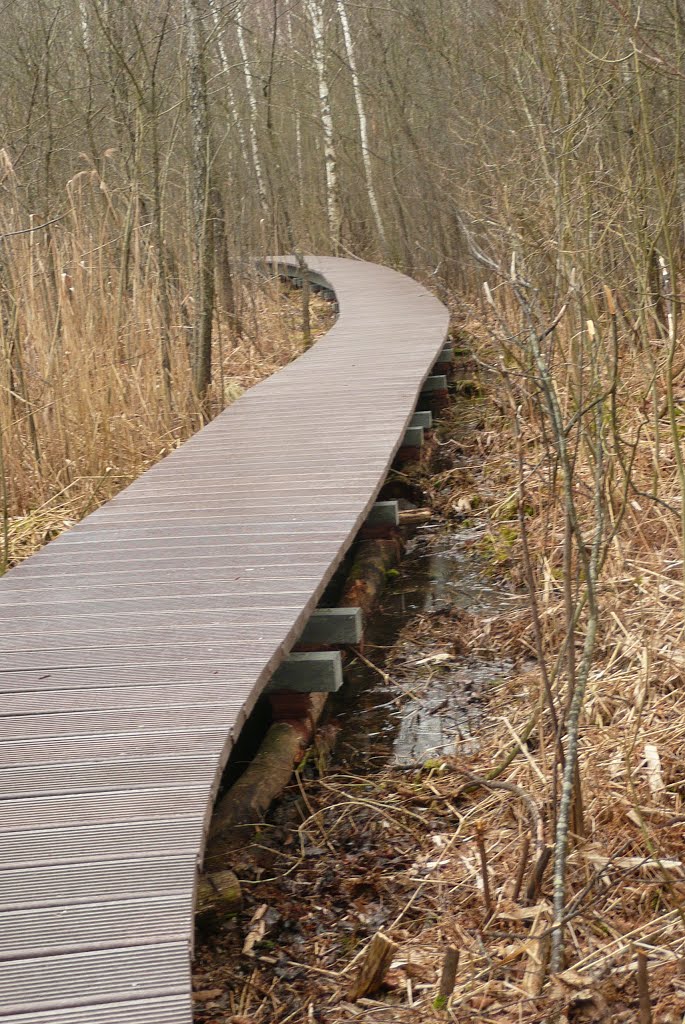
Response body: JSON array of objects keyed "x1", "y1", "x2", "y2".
[{"x1": 0, "y1": 179, "x2": 333, "y2": 569}]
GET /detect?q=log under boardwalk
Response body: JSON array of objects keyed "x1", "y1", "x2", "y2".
[{"x1": 0, "y1": 256, "x2": 449, "y2": 1022}]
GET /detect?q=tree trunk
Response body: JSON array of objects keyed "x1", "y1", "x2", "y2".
[
  {"x1": 235, "y1": 10, "x2": 270, "y2": 216},
  {"x1": 184, "y1": 0, "x2": 214, "y2": 410},
  {"x1": 335, "y1": 0, "x2": 386, "y2": 253},
  {"x1": 206, "y1": 0, "x2": 253, "y2": 186},
  {"x1": 304, "y1": 0, "x2": 342, "y2": 250},
  {"x1": 210, "y1": 183, "x2": 242, "y2": 341}
]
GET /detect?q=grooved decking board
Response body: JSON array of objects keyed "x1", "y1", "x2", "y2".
[
  {"x1": 0, "y1": 997, "x2": 191, "y2": 1024},
  {"x1": 0, "y1": 819, "x2": 205, "y2": 868},
  {"x1": 0, "y1": 255, "x2": 449, "y2": 1019},
  {"x1": 0, "y1": 944, "x2": 190, "y2": 1014},
  {"x1": 0, "y1": 896, "x2": 194, "y2": 960},
  {"x1": 0, "y1": 755, "x2": 220, "y2": 797}
]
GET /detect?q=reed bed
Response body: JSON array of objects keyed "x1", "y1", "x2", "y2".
[{"x1": 0, "y1": 176, "x2": 332, "y2": 571}]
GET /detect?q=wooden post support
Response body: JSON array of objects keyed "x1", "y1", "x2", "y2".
[
  {"x1": 402, "y1": 425, "x2": 424, "y2": 448},
  {"x1": 437, "y1": 946, "x2": 460, "y2": 1006},
  {"x1": 411, "y1": 411, "x2": 433, "y2": 429},
  {"x1": 421, "y1": 373, "x2": 448, "y2": 394},
  {"x1": 366, "y1": 500, "x2": 400, "y2": 526},
  {"x1": 439, "y1": 344, "x2": 454, "y2": 363},
  {"x1": 300, "y1": 607, "x2": 362, "y2": 645},
  {"x1": 265, "y1": 651, "x2": 343, "y2": 693}
]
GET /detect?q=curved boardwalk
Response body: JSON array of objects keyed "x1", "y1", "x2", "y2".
[{"x1": 0, "y1": 256, "x2": 449, "y2": 1021}]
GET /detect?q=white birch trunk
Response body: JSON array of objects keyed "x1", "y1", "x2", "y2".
[
  {"x1": 304, "y1": 0, "x2": 342, "y2": 249},
  {"x1": 335, "y1": 0, "x2": 386, "y2": 250},
  {"x1": 285, "y1": 10, "x2": 304, "y2": 190},
  {"x1": 235, "y1": 12, "x2": 270, "y2": 214},
  {"x1": 206, "y1": 0, "x2": 252, "y2": 183},
  {"x1": 78, "y1": 0, "x2": 91, "y2": 51}
]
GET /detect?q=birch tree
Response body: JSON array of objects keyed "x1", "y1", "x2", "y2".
[
  {"x1": 183, "y1": 0, "x2": 214, "y2": 407},
  {"x1": 335, "y1": 0, "x2": 386, "y2": 252},
  {"x1": 304, "y1": 0, "x2": 342, "y2": 250},
  {"x1": 235, "y1": 9, "x2": 270, "y2": 216}
]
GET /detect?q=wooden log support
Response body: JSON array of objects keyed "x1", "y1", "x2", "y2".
[
  {"x1": 207, "y1": 722, "x2": 313, "y2": 853},
  {"x1": 402, "y1": 425, "x2": 424, "y2": 448},
  {"x1": 300, "y1": 607, "x2": 362, "y2": 645},
  {"x1": 340, "y1": 537, "x2": 404, "y2": 615},
  {"x1": 265, "y1": 650, "x2": 343, "y2": 693},
  {"x1": 196, "y1": 869, "x2": 242, "y2": 931},
  {"x1": 433, "y1": 344, "x2": 456, "y2": 376},
  {"x1": 206, "y1": 535, "x2": 405, "y2": 863},
  {"x1": 411, "y1": 410, "x2": 433, "y2": 429},
  {"x1": 366, "y1": 500, "x2": 400, "y2": 526},
  {"x1": 421, "y1": 373, "x2": 448, "y2": 394}
]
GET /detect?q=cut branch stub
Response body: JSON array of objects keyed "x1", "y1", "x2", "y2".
[{"x1": 348, "y1": 931, "x2": 397, "y2": 1001}]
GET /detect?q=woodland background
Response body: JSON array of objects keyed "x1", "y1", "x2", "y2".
[
  {"x1": 5, "y1": 2, "x2": 685, "y2": 1012},
  {"x1": 4, "y1": 0, "x2": 682, "y2": 525}
]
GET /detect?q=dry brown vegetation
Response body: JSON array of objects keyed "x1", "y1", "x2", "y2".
[
  {"x1": 1, "y1": 277, "x2": 331, "y2": 570},
  {"x1": 0, "y1": 164, "x2": 333, "y2": 569},
  {"x1": 192, "y1": 322, "x2": 685, "y2": 1020},
  {"x1": 5, "y1": 0, "x2": 685, "y2": 1019}
]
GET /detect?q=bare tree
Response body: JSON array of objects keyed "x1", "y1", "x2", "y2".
[
  {"x1": 183, "y1": 0, "x2": 214, "y2": 409},
  {"x1": 335, "y1": 0, "x2": 386, "y2": 253},
  {"x1": 303, "y1": 0, "x2": 342, "y2": 250},
  {"x1": 235, "y1": 6, "x2": 270, "y2": 216}
]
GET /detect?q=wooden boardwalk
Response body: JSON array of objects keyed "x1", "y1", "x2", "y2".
[{"x1": 0, "y1": 256, "x2": 449, "y2": 1022}]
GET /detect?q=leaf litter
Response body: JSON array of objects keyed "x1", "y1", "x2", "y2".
[{"x1": 193, "y1": 330, "x2": 685, "y2": 1023}]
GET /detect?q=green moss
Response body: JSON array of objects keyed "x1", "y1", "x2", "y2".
[
  {"x1": 455, "y1": 379, "x2": 482, "y2": 398},
  {"x1": 493, "y1": 495, "x2": 535, "y2": 521},
  {"x1": 479, "y1": 523, "x2": 518, "y2": 566}
]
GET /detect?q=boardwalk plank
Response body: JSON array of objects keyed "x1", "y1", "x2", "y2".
[
  {"x1": 0, "y1": 944, "x2": 190, "y2": 1014},
  {"x1": 0, "y1": 255, "x2": 449, "y2": 1019}
]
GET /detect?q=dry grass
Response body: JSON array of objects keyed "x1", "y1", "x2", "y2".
[
  {"x1": 0, "y1": 178, "x2": 333, "y2": 569},
  {"x1": 192, "y1": 313, "x2": 685, "y2": 1022}
]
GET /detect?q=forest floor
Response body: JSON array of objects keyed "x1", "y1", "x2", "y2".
[{"x1": 192, "y1": 329, "x2": 685, "y2": 1023}]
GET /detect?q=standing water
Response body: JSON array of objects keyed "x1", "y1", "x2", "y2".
[{"x1": 333, "y1": 521, "x2": 521, "y2": 768}]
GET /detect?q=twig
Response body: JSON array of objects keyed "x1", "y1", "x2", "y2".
[
  {"x1": 636, "y1": 948, "x2": 653, "y2": 1024},
  {"x1": 513, "y1": 835, "x2": 531, "y2": 903},
  {"x1": 456, "y1": 768, "x2": 544, "y2": 852},
  {"x1": 0, "y1": 212, "x2": 68, "y2": 242},
  {"x1": 350, "y1": 647, "x2": 392, "y2": 685},
  {"x1": 437, "y1": 946, "x2": 459, "y2": 1006},
  {"x1": 526, "y1": 846, "x2": 552, "y2": 903},
  {"x1": 474, "y1": 819, "x2": 493, "y2": 921}
]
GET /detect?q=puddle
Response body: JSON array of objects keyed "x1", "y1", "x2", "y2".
[{"x1": 333, "y1": 523, "x2": 521, "y2": 768}]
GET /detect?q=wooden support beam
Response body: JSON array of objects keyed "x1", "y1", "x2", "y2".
[
  {"x1": 411, "y1": 411, "x2": 433, "y2": 429},
  {"x1": 366, "y1": 500, "x2": 400, "y2": 526},
  {"x1": 422, "y1": 373, "x2": 448, "y2": 394},
  {"x1": 402, "y1": 425, "x2": 424, "y2": 448},
  {"x1": 266, "y1": 651, "x2": 343, "y2": 693},
  {"x1": 300, "y1": 607, "x2": 362, "y2": 645},
  {"x1": 439, "y1": 344, "x2": 454, "y2": 363}
]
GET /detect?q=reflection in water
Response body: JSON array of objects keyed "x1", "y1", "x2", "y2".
[{"x1": 334, "y1": 526, "x2": 520, "y2": 769}]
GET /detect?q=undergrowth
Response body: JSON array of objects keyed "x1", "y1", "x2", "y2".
[{"x1": 193, "y1": 316, "x2": 685, "y2": 1021}]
